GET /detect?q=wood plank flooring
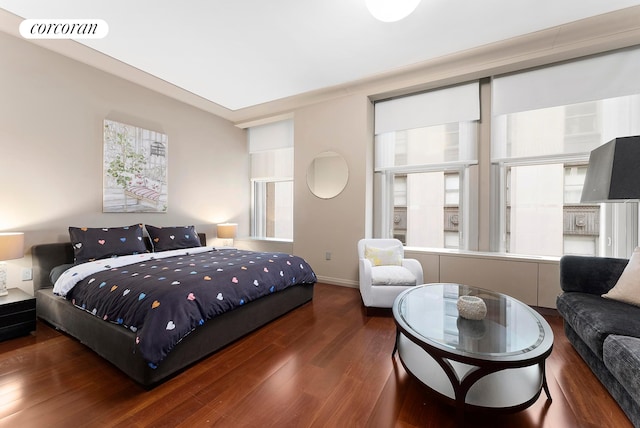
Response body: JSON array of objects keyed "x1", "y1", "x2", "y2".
[{"x1": 0, "y1": 283, "x2": 632, "y2": 427}]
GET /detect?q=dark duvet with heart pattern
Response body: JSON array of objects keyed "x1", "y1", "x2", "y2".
[{"x1": 67, "y1": 249, "x2": 316, "y2": 367}]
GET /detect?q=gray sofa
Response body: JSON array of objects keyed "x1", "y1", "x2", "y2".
[{"x1": 557, "y1": 255, "x2": 640, "y2": 427}]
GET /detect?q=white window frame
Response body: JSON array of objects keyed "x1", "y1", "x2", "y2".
[
  {"x1": 373, "y1": 82, "x2": 480, "y2": 250},
  {"x1": 491, "y1": 47, "x2": 640, "y2": 258},
  {"x1": 248, "y1": 119, "x2": 294, "y2": 240},
  {"x1": 251, "y1": 178, "x2": 293, "y2": 240},
  {"x1": 494, "y1": 155, "x2": 638, "y2": 257},
  {"x1": 377, "y1": 161, "x2": 476, "y2": 249}
]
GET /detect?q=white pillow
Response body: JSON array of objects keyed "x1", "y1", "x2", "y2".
[
  {"x1": 365, "y1": 245, "x2": 403, "y2": 266},
  {"x1": 371, "y1": 265, "x2": 416, "y2": 286},
  {"x1": 602, "y1": 247, "x2": 640, "y2": 306}
]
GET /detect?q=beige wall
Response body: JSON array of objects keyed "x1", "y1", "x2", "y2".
[
  {"x1": 0, "y1": 32, "x2": 248, "y2": 295},
  {"x1": 292, "y1": 95, "x2": 372, "y2": 286},
  {"x1": 2, "y1": 8, "x2": 640, "y2": 306}
]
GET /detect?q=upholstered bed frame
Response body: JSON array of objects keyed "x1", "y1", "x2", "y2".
[{"x1": 31, "y1": 236, "x2": 314, "y2": 388}]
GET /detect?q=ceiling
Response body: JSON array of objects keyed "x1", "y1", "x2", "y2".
[{"x1": 1, "y1": 0, "x2": 639, "y2": 113}]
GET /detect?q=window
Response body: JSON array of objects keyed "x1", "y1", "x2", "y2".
[
  {"x1": 492, "y1": 47, "x2": 640, "y2": 257},
  {"x1": 374, "y1": 82, "x2": 480, "y2": 249},
  {"x1": 249, "y1": 120, "x2": 294, "y2": 240}
]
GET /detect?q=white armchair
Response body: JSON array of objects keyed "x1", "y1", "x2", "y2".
[{"x1": 357, "y1": 238, "x2": 424, "y2": 309}]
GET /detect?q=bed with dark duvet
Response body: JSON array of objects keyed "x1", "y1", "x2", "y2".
[{"x1": 31, "y1": 225, "x2": 315, "y2": 388}]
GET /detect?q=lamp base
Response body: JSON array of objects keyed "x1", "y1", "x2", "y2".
[{"x1": 0, "y1": 262, "x2": 8, "y2": 296}]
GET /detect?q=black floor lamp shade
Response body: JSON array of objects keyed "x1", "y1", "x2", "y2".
[{"x1": 581, "y1": 136, "x2": 640, "y2": 202}]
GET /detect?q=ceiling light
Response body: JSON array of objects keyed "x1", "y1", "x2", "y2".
[{"x1": 366, "y1": 0, "x2": 421, "y2": 22}]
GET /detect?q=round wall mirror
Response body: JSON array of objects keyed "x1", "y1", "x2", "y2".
[{"x1": 306, "y1": 151, "x2": 349, "y2": 199}]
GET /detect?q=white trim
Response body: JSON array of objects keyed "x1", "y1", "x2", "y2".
[
  {"x1": 315, "y1": 275, "x2": 358, "y2": 288},
  {"x1": 403, "y1": 247, "x2": 560, "y2": 263},
  {"x1": 375, "y1": 160, "x2": 477, "y2": 174},
  {"x1": 235, "y1": 112, "x2": 294, "y2": 129},
  {"x1": 493, "y1": 153, "x2": 590, "y2": 167}
]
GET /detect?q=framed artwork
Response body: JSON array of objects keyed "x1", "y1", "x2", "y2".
[{"x1": 103, "y1": 119, "x2": 168, "y2": 213}]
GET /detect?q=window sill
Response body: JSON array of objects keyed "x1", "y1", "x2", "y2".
[
  {"x1": 403, "y1": 246, "x2": 561, "y2": 264},
  {"x1": 242, "y1": 237, "x2": 293, "y2": 244}
]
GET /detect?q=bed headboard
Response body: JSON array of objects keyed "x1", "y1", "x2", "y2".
[{"x1": 32, "y1": 233, "x2": 207, "y2": 292}]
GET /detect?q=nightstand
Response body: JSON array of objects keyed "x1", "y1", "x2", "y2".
[{"x1": 0, "y1": 288, "x2": 36, "y2": 341}]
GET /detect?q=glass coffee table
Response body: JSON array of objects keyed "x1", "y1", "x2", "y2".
[{"x1": 392, "y1": 283, "x2": 554, "y2": 414}]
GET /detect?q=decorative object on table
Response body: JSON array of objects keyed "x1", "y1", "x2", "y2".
[
  {"x1": 103, "y1": 119, "x2": 168, "y2": 213},
  {"x1": 0, "y1": 232, "x2": 24, "y2": 296},
  {"x1": 457, "y1": 295, "x2": 487, "y2": 320},
  {"x1": 456, "y1": 317, "x2": 486, "y2": 339},
  {"x1": 581, "y1": 135, "x2": 640, "y2": 202},
  {"x1": 216, "y1": 223, "x2": 237, "y2": 247}
]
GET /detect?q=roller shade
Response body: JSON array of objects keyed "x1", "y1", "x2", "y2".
[
  {"x1": 250, "y1": 148, "x2": 293, "y2": 180},
  {"x1": 492, "y1": 46, "x2": 640, "y2": 116},
  {"x1": 374, "y1": 82, "x2": 480, "y2": 135},
  {"x1": 249, "y1": 119, "x2": 293, "y2": 152}
]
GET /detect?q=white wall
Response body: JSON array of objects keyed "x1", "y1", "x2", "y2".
[{"x1": 0, "y1": 32, "x2": 248, "y2": 295}]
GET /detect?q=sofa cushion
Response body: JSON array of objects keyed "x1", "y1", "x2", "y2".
[
  {"x1": 602, "y1": 247, "x2": 640, "y2": 306},
  {"x1": 365, "y1": 245, "x2": 403, "y2": 266},
  {"x1": 604, "y1": 335, "x2": 640, "y2": 407},
  {"x1": 557, "y1": 292, "x2": 640, "y2": 359},
  {"x1": 371, "y1": 265, "x2": 416, "y2": 286}
]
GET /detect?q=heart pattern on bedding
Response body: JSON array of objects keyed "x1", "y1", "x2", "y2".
[{"x1": 66, "y1": 249, "x2": 317, "y2": 367}]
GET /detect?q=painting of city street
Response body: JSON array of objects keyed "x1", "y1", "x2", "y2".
[{"x1": 103, "y1": 119, "x2": 168, "y2": 213}]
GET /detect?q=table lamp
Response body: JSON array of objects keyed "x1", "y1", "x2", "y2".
[
  {"x1": 0, "y1": 232, "x2": 25, "y2": 296},
  {"x1": 216, "y1": 223, "x2": 237, "y2": 247},
  {"x1": 581, "y1": 136, "x2": 640, "y2": 202}
]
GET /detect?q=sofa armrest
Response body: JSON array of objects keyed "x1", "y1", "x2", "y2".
[
  {"x1": 402, "y1": 258, "x2": 423, "y2": 284},
  {"x1": 359, "y1": 258, "x2": 374, "y2": 306},
  {"x1": 560, "y1": 255, "x2": 628, "y2": 295}
]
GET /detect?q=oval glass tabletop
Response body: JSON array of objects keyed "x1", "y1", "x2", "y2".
[{"x1": 395, "y1": 283, "x2": 547, "y2": 358}]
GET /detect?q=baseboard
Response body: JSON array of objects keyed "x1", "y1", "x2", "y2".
[{"x1": 315, "y1": 275, "x2": 358, "y2": 288}]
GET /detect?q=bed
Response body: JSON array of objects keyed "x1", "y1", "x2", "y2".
[{"x1": 32, "y1": 226, "x2": 315, "y2": 388}]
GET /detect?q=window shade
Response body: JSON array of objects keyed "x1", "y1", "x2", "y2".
[
  {"x1": 492, "y1": 46, "x2": 640, "y2": 116},
  {"x1": 374, "y1": 82, "x2": 480, "y2": 135},
  {"x1": 250, "y1": 148, "x2": 293, "y2": 180},
  {"x1": 249, "y1": 119, "x2": 293, "y2": 152}
]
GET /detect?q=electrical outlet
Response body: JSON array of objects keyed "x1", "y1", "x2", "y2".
[
  {"x1": 325, "y1": 252, "x2": 331, "y2": 261},
  {"x1": 21, "y1": 268, "x2": 32, "y2": 281}
]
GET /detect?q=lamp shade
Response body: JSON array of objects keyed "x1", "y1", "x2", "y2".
[
  {"x1": 581, "y1": 136, "x2": 640, "y2": 202},
  {"x1": 217, "y1": 223, "x2": 237, "y2": 239},
  {"x1": 0, "y1": 232, "x2": 25, "y2": 261}
]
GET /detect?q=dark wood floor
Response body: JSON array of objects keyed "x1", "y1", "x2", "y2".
[{"x1": 0, "y1": 283, "x2": 632, "y2": 427}]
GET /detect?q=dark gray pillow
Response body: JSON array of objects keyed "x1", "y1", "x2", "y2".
[
  {"x1": 49, "y1": 263, "x2": 74, "y2": 285},
  {"x1": 69, "y1": 224, "x2": 148, "y2": 263},
  {"x1": 146, "y1": 225, "x2": 201, "y2": 252}
]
